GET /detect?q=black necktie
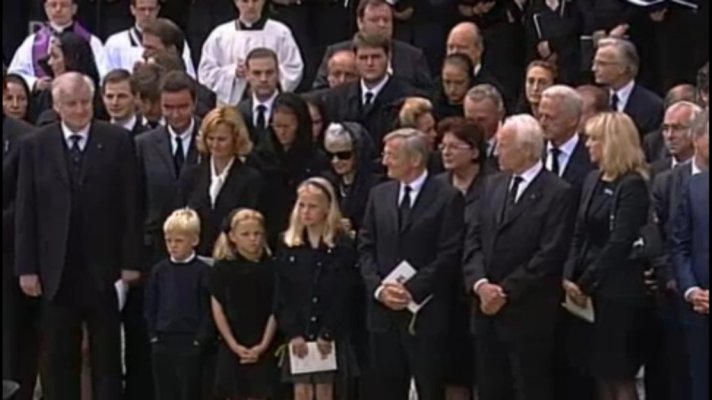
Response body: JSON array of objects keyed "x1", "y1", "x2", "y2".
[
  {"x1": 550, "y1": 147, "x2": 562, "y2": 176},
  {"x1": 610, "y1": 92, "x2": 620, "y2": 111},
  {"x1": 364, "y1": 92, "x2": 375, "y2": 107},
  {"x1": 174, "y1": 136, "x2": 185, "y2": 175},
  {"x1": 399, "y1": 186, "x2": 412, "y2": 229},
  {"x1": 69, "y1": 135, "x2": 83, "y2": 184},
  {"x1": 503, "y1": 176, "x2": 524, "y2": 221},
  {"x1": 255, "y1": 105, "x2": 267, "y2": 130}
]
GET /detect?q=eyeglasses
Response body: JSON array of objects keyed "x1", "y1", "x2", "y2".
[
  {"x1": 439, "y1": 143, "x2": 472, "y2": 152},
  {"x1": 328, "y1": 151, "x2": 354, "y2": 161}
]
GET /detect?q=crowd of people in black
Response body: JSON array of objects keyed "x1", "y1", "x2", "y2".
[{"x1": 1, "y1": 1, "x2": 710, "y2": 400}]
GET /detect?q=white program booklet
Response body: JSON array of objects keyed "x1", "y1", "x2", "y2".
[
  {"x1": 562, "y1": 296, "x2": 595, "y2": 323},
  {"x1": 289, "y1": 342, "x2": 338, "y2": 375},
  {"x1": 382, "y1": 261, "x2": 433, "y2": 314}
]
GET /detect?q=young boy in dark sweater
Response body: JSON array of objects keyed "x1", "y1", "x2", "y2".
[{"x1": 144, "y1": 208, "x2": 212, "y2": 400}]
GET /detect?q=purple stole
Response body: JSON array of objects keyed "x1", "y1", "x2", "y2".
[{"x1": 32, "y1": 23, "x2": 92, "y2": 78}]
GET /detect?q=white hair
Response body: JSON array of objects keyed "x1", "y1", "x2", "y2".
[
  {"x1": 666, "y1": 101, "x2": 705, "y2": 138},
  {"x1": 501, "y1": 114, "x2": 545, "y2": 161},
  {"x1": 51, "y1": 72, "x2": 95, "y2": 104},
  {"x1": 466, "y1": 84, "x2": 506, "y2": 116},
  {"x1": 323, "y1": 122, "x2": 354, "y2": 150},
  {"x1": 383, "y1": 128, "x2": 430, "y2": 166},
  {"x1": 541, "y1": 85, "x2": 584, "y2": 119},
  {"x1": 598, "y1": 38, "x2": 640, "y2": 77}
]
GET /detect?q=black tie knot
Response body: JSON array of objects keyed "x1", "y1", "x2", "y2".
[
  {"x1": 509, "y1": 176, "x2": 524, "y2": 204},
  {"x1": 255, "y1": 104, "x2": 268, "y2": 129},
  {"x1": 550, "y1": 146, "x2": 562, "y2": 175},
  {"x1": 610, "y1": 92, "x2": 620, "y2": 111},
  {"x1": 70, "y1": 134, "x2": 82, "y2": 148},
  {"x1": 364, "y1": 92, "x2": 375, "y2": 106}
]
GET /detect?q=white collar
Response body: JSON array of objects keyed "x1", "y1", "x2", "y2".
[
  {"x1": 211, "y1": 157, "x2": 235, "y2": 180},
  {"x1": 473, "y1": 63, "x2": 482, "y2": 77},
  {"x1": 252, "y1": 91, "x2": 278, "y2": 113},
  {"x1": 611, "y1": 80, "x2": 636, "y2": 111},
  {"x1": 171, "y1": 252, "x2": 197, "y2": 264},
  {"x1": 692, "y1": 159, "x2": 704, "y2": 175},
  {"x1": 402, "y1": 169, "x2": 428, "y2": 192},
  {"x1": 168, "y1": 118, "x2": 195, "y2": 139},
  {"x1": 516, "y1": 160, "x2": 544, "y2": 185},
  {"x1": 114, "y1": 114, "x2": 137, "y2": 132},
  {"x1": 49, "y1": 22, "x2": 73, "y2": 33},
  {"x1": 548, "y1": 133, "x2": 579, "y2": 157},
  {"x1": 361, "y1": 75, "x2": 390, "y2": 101},
  {"x1": 61, "y1": 122, "x2": 91, "y2": 141}
]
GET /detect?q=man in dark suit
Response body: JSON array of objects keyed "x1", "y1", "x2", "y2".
[
  {"x1": 463, "y1": 114, "x2": 576, "y2": 400},
  {"x1": 2, "y1": 73, "x2": 40, "y2": 400},
  {"x1": 446, "y1": 22, "x2": 510, "y2": 109},
  {"x1": 463, "y1": 84, "x2": 505, "y2": 172},
  {"x1": 322, "y1": 32, "x2": 421, "y2": 150},
  {"x1": 644, "y1": 84, "x2": 698, "y2": 163},
  {"x1": 593, "y1": 38, "x2": 664, "y2": 137},
  {"x1": 359, "y1": 128, "x2": 465, "y2": 400},
  {"x1": 313, "y1": 0, "x2": 432, "y2": 92},
  {"x1": 15, "y1": 72, "x2": 141, "y2": 400},
  {"x1": 237, "y1": 48, "x2": 280, "y2": 146},
  {"x1": 672, "y1": 170, "x2": 709, "y2": 400},
  {"x1": 539, "y1": 85, "x2": 596, "y2": 194},
  {"x1": 650, "y1": 101, "x2": 702, "y2": 177},
  {"x1": 103, "y1": 69, "x2": 149, "y2": 138}
]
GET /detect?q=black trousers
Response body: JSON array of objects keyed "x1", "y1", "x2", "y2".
[
  {"x1": 122, "y1": 286, "x2": 154, "y2": 400},
  {"x1": 151, "y1": 340, "x2": 204, "y2": 400},
  {"x1": 477, "y1": 332, "x2": 553, "y2": 400},
  {"x1": 369, "y1": 327, "x2": 446, "y2": 400},
  {"x1": 43, "y1": 295, "x2": 122, "y2": 400},
  {"x1": 2, "y1": 262, "x2": 41, "y2": 400}
]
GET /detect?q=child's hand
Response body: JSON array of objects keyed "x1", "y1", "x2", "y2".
[
  {"x1": 290, "y1": 337, "x2": 309, "y2": 359},
  {"x1": 316, "y1": 338, "x2": 333, "y2": 359},
  {"x1": 232, "y1": 344, "x2": 252, "y2": 360}
]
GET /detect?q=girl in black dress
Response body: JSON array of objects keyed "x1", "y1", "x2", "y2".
[
  {"x1": 209, "y1": 209, "x2": 278, "y2": 400},
  {"x1": 275, "y1": 177, "x2": 358, "y2": 400}
]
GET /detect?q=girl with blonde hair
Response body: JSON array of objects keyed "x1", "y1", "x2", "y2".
[{"x1": 275, "y1": 177, "x2": 359, "y2": 400}]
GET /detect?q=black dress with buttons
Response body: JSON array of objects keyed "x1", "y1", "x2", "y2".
[{"x1": 275, "y1": 234, "x2": 360, "y2": 384}]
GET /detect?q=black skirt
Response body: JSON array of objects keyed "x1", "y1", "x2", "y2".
[{"x1": 213, "y1": 342, "x2": 279, "y2": 398}]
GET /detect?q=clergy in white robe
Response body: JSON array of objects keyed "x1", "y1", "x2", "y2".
[
  {"x1": 198, "y1": 17, "x2": 304, "y2": 106},
  {"x1": 104, "y1": 26, "x2": 197, "y2": 78}
]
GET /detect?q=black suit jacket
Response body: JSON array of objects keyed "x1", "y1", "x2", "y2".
[
  {"x1": 548, "y1": 135, "x2": 596, "y2": 200},
  {"x1": 237, "y1": 97, "x2": 271, "y2": 147},
  {"x1": 563, "y1": 171, "x2": 649, "y2": 299},
  {"x1": 2, "y1": 116, "x2": 33, "y2": 258},
  {"x1": 177, "y1": 159, "x2": 263, "y2": 256},
  {"x1": 650, "y1": 156, "x2": 674, "y2": 178},
  {"x1": 321, "y1": 77, "x2": 422, "y2": 148},
  {"x1": 463, "y1": 169, "x2": 575, "y2": 340},
  {"x1": 128, "y1": 118, "x2": 150, "y2": 138},
  {"x1": 643, "y1": 128, "x2": 668, "y2": 163},
  {"x1": 135, "y1": 123, "x2": 201, "y2": 263},
  {"x1": 624, "y1": 84, "x2": 664, "y2": 137},
  {"x1": 195, "y1": 80, "x2": 217, "y2": 119},
  {"x1": 313, "y1": 39, "x2": 433, "y2": 92},
  {"x1": 358, "y1": 175, "x2": 465, "y2": 335},
  {"x1": 15, "y1": 121, "x2": 141, "y2": 301}
]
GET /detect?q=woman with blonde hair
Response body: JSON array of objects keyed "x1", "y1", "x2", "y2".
[
  {"x1": 399, "y1": 97, "x2": 438, "y2": 148},
  {"x1": 208, "y1": 209, "x2": 279, "y2": 400},
  {"x1": 178, "y1": 106, "x2": 264, "y2": 255},
  {"x1": 563, "y1": 112, "x2": 650, "y2": 400},
  {"x1": 275, "y1": 177, "x2": 359, "y2": 400}
]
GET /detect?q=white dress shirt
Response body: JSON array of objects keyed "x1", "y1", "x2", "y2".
[
  {"x1": 252, "y1": 91, "x2": 279, "y2": 127},
  {"x1": 209, "y1": 157, "x2": 235, "y2": 208},
  {"x1": 114, "y1": 114, "x2": 138, "y2": 132},
  {"x1": 486, "y1": 137, "x2": 498, "y2": 158},
  {"x1": 62, "y1": 122, "x2": 91, "y2": 151},
  {"x1": 168, "y1": 119, "x2": 195, "y2": 156},
  {"x1": 546, "y1": 134, "x2": 579, "y2": 177},
  {"x1": 610, "y1": 80, "x2": 635, "y2": 112},
  {"x1": 361, "y1": 74, "x2": 391, "y2": 106}
]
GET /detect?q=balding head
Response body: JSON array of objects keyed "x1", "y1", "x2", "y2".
[
  {"x1": 446, "y1": 22, "x2": 483, "y2": 67},
  {"x1": 663, "y1": 101, "x2": 703, "y2": 162},
  {"x1": 52, "y1": 72, "x2": 95, "y2": 131},
  {"x1": 664, "y1": 84, "x2": 698, "y2": 109},
  {"x1": 327, "y1": 50, "x2": 358, "y2": 88}
]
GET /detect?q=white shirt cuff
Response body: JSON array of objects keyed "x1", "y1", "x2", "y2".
[
  {"x1": 375, "y1": 285, "x2": 386, "y2": 301},
  {"x1": 685, "y1": 287, "x2": 702, "y2": 301},
  {"x1": 473, "y1": 279, "x2": 489, "y2": 295}
]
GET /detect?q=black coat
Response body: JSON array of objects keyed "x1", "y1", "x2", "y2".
[
  {"x1": 177, "y1": 159, "x2": 264, "y2": 256},
  {"x1": 359, "y1": 175, "x2": 465, "y2": 335},
  {"x1": 275, "y1": 235, "x2": 357, "y2": 341},
  {"x1": 237, "y1": 97, "x2": 272, "y2": 147},
  {"x1": 624, "y1": 84, "x2": 665, "y2": 137},
  {"x1": 548, "y1": 135, "x2": 597, "y2": 200},
  {"x1": 563, "y1": 171, "x2": 650, "y2": 299},
  {"x1": 313, "y1": 39, "x2": 433, "y2": 92},
  {"x1": 463, "y1": 170, "x2": 575, "y2": 340},
  {"x1": 643, "y1": 128, "x2": 667, "y2": 163},
  {"x1": 15, "y1": 121, "x2": 141, "y2": 300},
  {"x1": 2, "y1": 116, "x2": 33, "y2": 258}
]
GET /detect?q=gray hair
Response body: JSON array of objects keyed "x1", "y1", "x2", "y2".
[
  {"x1": 541, "y1": 85, "x2": 584, "y2": 119},
  {"x1": 466, "y1": 84, "x2": 505, "y2": 115},
  {"x1": 323, "y1": 123, "x2": 355, "y2": 150},
  {"x1": 501, "y1": 114, "x2": 545, "y2": 161},
  {"x1": 51, "y1": 72, "x2": 96, "y2": 104},
  {"x1": 383, "y1": 128, "x2": 430, "y2": 166},
  {"x1": 666, "y1": 101, "x2": 704, "y2": 138},
  {"x1": 664, "y1": 84, "x2": 698, "y2": 109},
  {"x1": 692, "y1": 110, "x2": 709, "y2": 139},
  {"x1": 598, "y1": 38, "x2": 640, "y2": 78}
]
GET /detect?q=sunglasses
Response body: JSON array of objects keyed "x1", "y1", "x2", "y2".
[{"x1": 327, "y1": 151, "x2": 354, "y2": 161}]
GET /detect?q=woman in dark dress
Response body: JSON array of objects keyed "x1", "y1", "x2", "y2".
[
  {"x1": 433, "y1": 54, "x2": 475, "y2": 121},
  {"x1": 178, "y1": 106, "x2": 263, "y2": 256},
  {"x1": 247, "y1": 93, "x2": 330, "y2": 242},
  {"x1": 563, "y1": 112, "x2": 651, "y2": 400},
  {"x1": 436, "y1": 117, "x2": 491, "y2": 400},
  {"x1": 208, "y1": 209, "x2": 278, "y2": 400},
  {"x1": 275, "y1": 178, "x2": 359, "y2": 400},
  {"x1": 2, "y1": 73, "x2": 33, "y2": 123},
  {"x1": 514, "y1": 60, "x2": 557, "y2": 118}
]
